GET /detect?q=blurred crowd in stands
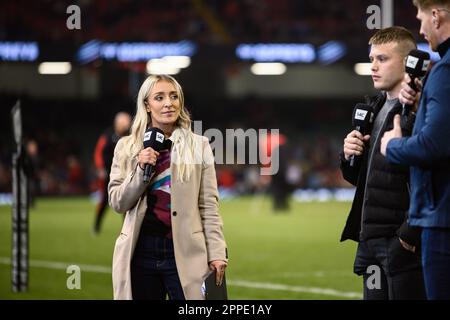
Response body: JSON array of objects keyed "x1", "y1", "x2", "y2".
[
  {"x1": 2, "y1": 0, "x2": 418, "y2": 197},
  {"x1": 1, "y1": 0, "x2": 419, "y2": 45},
  {"x1": 0, "y1": 96, "x2": 352, "y2": 196}
]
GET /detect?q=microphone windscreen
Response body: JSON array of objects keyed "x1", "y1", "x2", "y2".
[
  {"x1": 352, "y1": 103, "x2": 374, "y2": 128},
  {"x1": 405, "y1": 49, "x2": 431, "y2": 78},
  {"x1": 143, "y1": 127, "x2": 165, "y2": 151}
]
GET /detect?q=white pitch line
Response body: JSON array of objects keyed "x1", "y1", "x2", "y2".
[
  {"x1": 0, "y1": 257, "x2": 361, "y2": 299},
  {"x1": 227, "y1": 280, "x2": 361, "y2": 299},
  {"x1": 0, "y1": 257, "x2": 112, "y2": 274}
]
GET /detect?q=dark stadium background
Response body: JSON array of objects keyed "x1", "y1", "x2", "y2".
[{"x1": 0, "y1": 0, "x2": 428, "y2": 300}]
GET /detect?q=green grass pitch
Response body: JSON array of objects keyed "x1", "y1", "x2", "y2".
[{"x1": 0, "y1": 196, "x2": 361, "y2": 299}]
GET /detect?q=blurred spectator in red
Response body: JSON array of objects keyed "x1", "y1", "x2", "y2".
[
  {"x1": 260, "y1": 132, "x2": 293, "y2": 212},
  {"x1": 217, "y1": 165, "x2": 236, "y2": 189},
  {"x1": 93, "y1": 111, "x2": 131, "y2": 234},
  {"x1": 0, "y1": 163, "x2": 11, "y2": 193},
  {"x1": 67, "y1": 155, "x2": 84, "y2": 194},
  {"x1": 25, "y1": 139, "x2": 41, "y2": 207}
]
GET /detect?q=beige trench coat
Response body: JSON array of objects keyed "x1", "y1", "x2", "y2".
[{"x1": 108, "y1": 131, "x2": 228, "y2": 300}]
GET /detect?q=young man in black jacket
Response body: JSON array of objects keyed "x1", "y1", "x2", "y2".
[{"x1": 340, "y1": 27, "x2": 426, "y2": 299}]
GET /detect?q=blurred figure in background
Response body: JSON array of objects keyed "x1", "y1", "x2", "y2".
[
  {"x1": 24, "y1": 139, "x2": 41, "y2": 207},
  {"x1": 66, "y1": 155, "x2": 84, "y2": 194},
  {"x1": 261, "y1": 132, "x2": 292, "y2": 212},
  {"x1": 93, "y1": 112, "x2": 131, "y2": 234},
  {"x1": 270, "y1": 141, "x2": 292, "y2": 212}
]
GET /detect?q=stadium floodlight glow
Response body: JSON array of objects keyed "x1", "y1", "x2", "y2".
[
  {"x1": 250, "y1": 63, "x2": 287, "y2": 75},
  {"x1": 0, "y1": 42, "x2": 39, "y2": 61},
  {"x1": 318, "y1": 41, "x2": 347, "y2": 65},
  {"x1": 76, "y1": 40, "x2": 101, "y2": 64},
  {"x1": 354, "y1": 63, "x2": 372, "y2": 76},
  {"x1": 76, "y1": 40, "x2": 197, "y2": 63},
  {"x1": 161, "y1": 56, "x2": 191, "y2": 69},
  {"x1": 236, "y1": 43, "x2": 316, "y2": 63},
  {"x1": 38, "y1": 62, "x2": 72, "y2": 75},
  {"x1": 146, "y1": 59, "x2": 180, "y2": 75},
  {"x1": 107, "y1": 41, "x2": 196, "y2": 62}
]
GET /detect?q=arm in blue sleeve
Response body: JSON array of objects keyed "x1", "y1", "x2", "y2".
[{"x1": 386, "y1": 64, "x2": 450, "y2": 166}]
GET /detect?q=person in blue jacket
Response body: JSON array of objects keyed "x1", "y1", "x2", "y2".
[{"x1": 381, "y1": 0, "x2": 450, "y2": 300}]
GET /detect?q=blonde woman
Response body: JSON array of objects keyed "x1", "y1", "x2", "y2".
[{"x1": 108, "y1": 75, "x2": 228, "y2": 300}]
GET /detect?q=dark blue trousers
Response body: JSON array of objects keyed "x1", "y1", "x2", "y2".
[
  {"x1": 422, "y1": 228, "x2": 450, "y2": 300},
  {"x1": 131, "y1": 234, "x2": 185, "y2": 300}
]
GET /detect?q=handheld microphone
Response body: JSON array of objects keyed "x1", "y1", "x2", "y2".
[
  {"x1": 350, "y1": 103, "x2": 374, "y2": 167},
  {"x1": 143, "y1": 127, "x2": 165, "y2": 183},
  {"x1": 403, "y1": 49, "x2": 431, "y2": 116}
]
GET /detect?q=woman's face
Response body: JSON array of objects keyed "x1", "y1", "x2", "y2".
[{"x1": 145, "y1": 80, "x2": 181, "y2": 128}]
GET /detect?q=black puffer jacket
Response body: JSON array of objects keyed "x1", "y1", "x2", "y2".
[{"x1": 340, "y1": 92, "x2": 421, "y2": 246}]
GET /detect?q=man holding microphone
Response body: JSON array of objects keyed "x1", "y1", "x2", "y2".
[
  {"x1": 381, "y1": 0, "x2": 450, "y2": 299},
  {"x1": 341, "y1": 26, "x2": 425, "y2": 300}
]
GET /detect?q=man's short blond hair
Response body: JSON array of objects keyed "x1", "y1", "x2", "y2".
[
  {"x1": 413, "y1": 0, "x2": 450, "y2": 10},
  {"x1": 369, "y1": 26, "x2": 417, "y2": 57}
]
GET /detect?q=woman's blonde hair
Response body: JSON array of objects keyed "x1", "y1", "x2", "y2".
[{"x1": 119, "y1": 74, "x2": 196, "y2": 182}]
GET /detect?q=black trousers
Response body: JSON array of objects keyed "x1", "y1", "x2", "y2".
[
  {"x1": 354, "y1": 236, "x2": 426, "y2": 300},
  {"x1": 94, "y1": 176, "x2": 109, "y2": 233}
]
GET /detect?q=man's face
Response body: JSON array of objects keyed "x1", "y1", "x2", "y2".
[
  {"x1": 417, "y1": 8, "x2": 438, "y2": 51},
  {"x1": 369, "y1": 42, "x2": 405, "y2": 93}
]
